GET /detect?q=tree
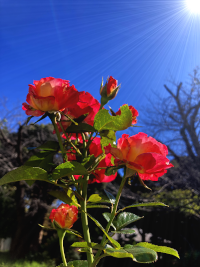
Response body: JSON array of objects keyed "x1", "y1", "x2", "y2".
[
  {"x1": 142, "y1": 68, "x2": 200, "y2": 193},
  {"x1": 0, "y1": 121, "x2": 58, "y2": 259},
  {"x1": 129, "y1": 68, "x2": 200, "y2": 266}
]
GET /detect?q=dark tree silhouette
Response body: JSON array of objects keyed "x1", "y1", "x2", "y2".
[
  {"x1": 142, "y1": 68, "x2": 200, "y2": 194},
  {"x1": 0, "y1": 122, "x2": 58, "y2": 259}
]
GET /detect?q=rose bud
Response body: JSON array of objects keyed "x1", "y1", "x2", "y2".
[
  {"x1": 100, "y1": 76, "x2": 120, "y2": 106},
  {"x1": 49, "y1": 203, "x2": 78, "y2": 229},
  {"x1": 22, "y1": 77, "x2": 79, "y2": 117},
  {"x1": 105, "y1": 133, "x2": 173, "y2": 181}
]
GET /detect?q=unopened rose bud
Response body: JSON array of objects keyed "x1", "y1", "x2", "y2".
[
  {"x1": 100, "y1": 76, "x2": 120, "y2": 107},
  {"x1": 49, "y1": 203, "x2": 78, "y2": 229}
]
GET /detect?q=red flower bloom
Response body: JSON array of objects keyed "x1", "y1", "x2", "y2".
[
  {"x1": 88, "y1": 137, "x2": 117, "y2": 183},
  {"x1": 22, "y1": 77, "x2": 79, "y2": 116},
  {"x1": 100, "y1": 76, "x2": 119, "y2": 100},
  {"x1": 58, "y1": 91, "x2": 100, "y2": 131},
  {"x1": 74, "y1": 137, "x2": 117, "y2": 183},
  {"x1": 105, "y1": 133, "x2": 173, "y2": 181},
  {"x1": 116, "y1": 105, "x2": 139, "y2": 124},
  {"x1": 49, "y1": 203, "x2": 78, "y2": 229}
]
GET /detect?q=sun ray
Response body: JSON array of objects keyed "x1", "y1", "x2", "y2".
[{"x1": 186, "y1": 0, "x2": 200, "y2": 14}]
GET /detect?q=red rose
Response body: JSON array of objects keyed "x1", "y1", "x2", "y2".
[
  {"x1": 22, "y1": 77, "x2": 79, "y2": 116},
  {"x1": 116, "y1": 105, "x2": 139, "y2": 124},
  {"x1": 49, "y1": 203, "x2": 78, "y2": 229},
  {"x1": 88, "y1": 137, "x2": 117, "y2": 183},
  {"x1": 105, "y1": 133, "x2": 173, "y2": 181},
  {"x1": 100, "y1": 76, "x2": 119, "y2": 100},
  {"x1": 74, "y1": 137, "x2": 117, "y2": 183},
  {"x1": 58, "y1": 91, "x2": 100, "y2": 131}
]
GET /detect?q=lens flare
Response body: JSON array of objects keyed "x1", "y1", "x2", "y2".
[{"x1": 186, "y1": 0, "x2": 200, "y2": 14}]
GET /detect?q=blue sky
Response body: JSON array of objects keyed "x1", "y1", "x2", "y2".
[{"x1": 1, "y1": 0, "x2": 200, "y2": 129}]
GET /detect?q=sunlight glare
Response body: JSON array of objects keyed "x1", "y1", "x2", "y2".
[{"x1": 186, "y1": 0, "x2": 200, "y2": 14}]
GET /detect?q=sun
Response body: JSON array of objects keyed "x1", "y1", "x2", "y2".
[{"x1": 185, "y1": 0, "x2": 200, "y2": 14}]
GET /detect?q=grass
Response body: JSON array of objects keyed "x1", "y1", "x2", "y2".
[
  {"x1": 0, "y1": 261, "x2": 54, "y2": 267},
  {"x1": 0, "y1": 253, "x2": 55, "y2": 267}
]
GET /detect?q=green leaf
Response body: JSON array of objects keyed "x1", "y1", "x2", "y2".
[
  {"x1": 111, "y1": 229, "x2": 136, "y2": 234},
  {"x1": 53, "y1": 222, "x2": 82, "y2": 238},
  {"x1": 77, "y1": 248, "x2": 90, "y2": 253},
  {"x1": 100, "y1": 130, "x2": 116, "y2": 152},
  {"x1": 68, "y1": 260, "x2": 88, "y2": 267},
  {"x1": 102, "y1": 213, "x2": 116, "y2": 230},
  {"x1": 24, "y1": 151, "x2": 51, "y2": 165},
  {"x1": 135, "y1": 242, "x2": 179, "y2": 258},
  {"x1": 37, "y1": 141, "x2": 60, "y2": 151},
  {"x1": 65, "y1": 187, "x2": 79, "y2": 204},
  {"x1": 48, "y1": 189, "x2": 79, "y2": 207},
  {"x1": 87, "y1": 213, "x2": 120, "y2": 249},
  {"x1": 26, "y1": 116, "x2": 34, "y2": 125},
  {"x1": 65, "y1": 123, "x2": 96, "y2": 133},
  {"x1": 105, "y1": 247, "x2": 133, "y2": 259},
  {"x1": 104, "y1": 246, "x2": 157, "y2": 263},
  {"x1": 24, "y1": 151, "x2": 56, "y2": 171},
  {"x1": 113, "y1": 212, "x2": 143, "y2": 231},
  {"x1": 123, "y1": 245, "x2": 158, "y2": 263},
  {"x1": 38, "y1": 224, "x2": 55, "y2": 231},
  {"x1": 71, "y1": 242, "x2": 104, "y2": 250},
  {"x1": 81, "y1": 155, "x2": 95, "y2": 169},
  {"x1": 104, "y1": 190, "x2": 116, "y2": 204},
  {"x1": 86, "y1": 193, "x2": 112, "y2": 204},
  {"x1": 31, "y1": 113, "x2": 48, "y2": 125},
  {"x1": 118, "y1": 202, "x2": 168, "y2": 213},
  {"x1": 52, "y1": 161, "x2": 88, "y2": 180},
  {"x1": 0, "y1": 166, "x2": 48, "y2": 186},
  {"x1": 87, "y1": 194, "x2": 102, "y2": 202},
  {"x1": 38, "y1": 153, "x2": 56, "y2": 171},
  {"x1": 26, "y1": 180, "x2": 35, "y2": 186},
  {"x1": 64, "y1": 229, "x2": 82, "y2": 238},
  {"x1": 94, "y1": 105, "x2": 132, "y2": 132},
  {"x1": 86, "y1": 204, "x2": 110, "y2": 209}
]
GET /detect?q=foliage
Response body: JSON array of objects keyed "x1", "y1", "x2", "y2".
[{"x1": 0, "y1": 76, "x2": 179, "y2": 266}]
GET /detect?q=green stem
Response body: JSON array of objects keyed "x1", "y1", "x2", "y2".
[
  {"x1": 49, "y1": 114, "x2": 67, "y2": 160},
  {"x1": 58, "y1": 121, "x2": 82, "y2": 156},
  {"x1": 80, "y1": 177, "x2": 94, "y2": 266},
  {"x1": 88, "y1": 153, "x2": 105, "y2": 173},
  {"x1": 79, "y1": 134, "x2": 93, "y2": 265},
  {"x1": 92, "y1": 173, "x2": 128, "y2": 266},
  {"x1": 60, "y1": 111, "x2": 78, "y2": 125},
  {"x1": 81, "y1": 133, "x2": 87, "y2": 158},
  {"x1": 57, "y1": 229, "x2": 67, "y2": 266}
]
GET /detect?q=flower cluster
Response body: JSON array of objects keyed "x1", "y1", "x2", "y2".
[
  {"x1": 22, "y1": 76, "x2": 173, "y2": 183},
  {"x1": 14, "y1": 75, "x2": 178, "y2": 266}
]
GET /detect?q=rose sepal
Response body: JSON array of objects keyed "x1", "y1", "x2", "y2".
[
  {"x1": 52, "y1": 220, "x2": 82, "y2": 238},
  {"x1": 100, "y1": 86, "x2": 120, "y2": 108}
]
